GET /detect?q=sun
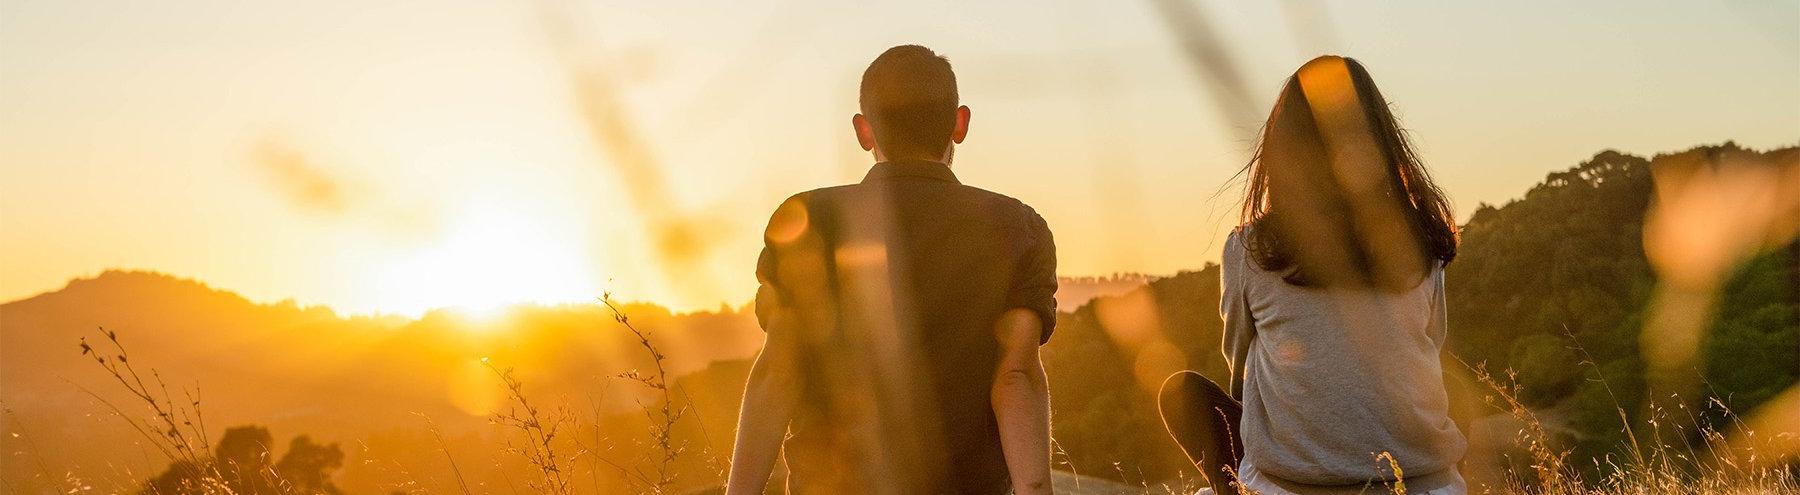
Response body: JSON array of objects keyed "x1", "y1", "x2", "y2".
[{"x1": 370, "y1": 203, "x2": 599, "y2": 318}]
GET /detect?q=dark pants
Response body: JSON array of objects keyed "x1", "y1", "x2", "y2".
[{"x1": 1158, "y1": 371, "x2": 1243, "y2": 494}]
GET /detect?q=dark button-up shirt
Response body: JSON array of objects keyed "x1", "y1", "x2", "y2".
[{"x1": 754, "y1": 159, "x2": 1057, "y2": 494}]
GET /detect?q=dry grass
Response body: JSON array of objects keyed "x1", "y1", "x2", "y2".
[
  {"x1": 484, "y1": 358, "x2": 576, "y2": 495},
  {"x1": 477, "y1": 295, "x2": 700, "y2": 494},
  {"x1": 79, "y1": 328, "x2": 214, "y2": 469},
  {"x1": 76, "y1": 327, "x2": 305, "y2": 495},
  {"x1": 602, "y1": 293, "x2": 689, "y2": 492},
  {"x1": 1467, "y1": 364, "x2": 1797, "y2": 495},
  {"x1": 57, "y1": 325, "x2": 1795, "y2": 494}
]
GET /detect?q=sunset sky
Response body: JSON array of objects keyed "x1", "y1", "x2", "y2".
[{"x1": 3, "y1": 0, "x2": 1796, "y2": 315}]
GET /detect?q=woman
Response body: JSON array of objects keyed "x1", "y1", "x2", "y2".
[{"x1": 1160, "y1": 56, "x2": 1466, "y2": 495}]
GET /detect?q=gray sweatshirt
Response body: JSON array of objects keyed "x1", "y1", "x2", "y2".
[{"x1": 1221, "y1": 230, "x2": 1466, "y2": 490}]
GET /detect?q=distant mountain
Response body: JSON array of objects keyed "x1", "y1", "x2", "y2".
[
  {"x1": 0, "y1": 270, "x2": 767, "y2": 494},
  {"x1": 1055, "y1": 273, "x2": 1159, "y2": 310},
  {"x1": 0, "y1": 267, "x2": 1199, "y2": 492}
]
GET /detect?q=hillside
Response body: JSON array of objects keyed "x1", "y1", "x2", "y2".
[
  {"x1": 0, "y1": 270, "x2": 1203, "y2": 493},
  {"x1": 2, "y1": 143, "x2": 1794, "y2": 492},
  {"x1": 0, "y1": 271, "x2": 768, "y2": 493},
  {"x1": 1445, "y1": 143, "x2": 1800, "y2": 472}
]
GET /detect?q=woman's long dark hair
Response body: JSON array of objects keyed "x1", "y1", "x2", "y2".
[{"x1": 1239, "y1": 56, "x2": 1458, "y2": 289}]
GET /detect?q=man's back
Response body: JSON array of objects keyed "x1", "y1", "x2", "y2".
[
  {"x1": 729, "y1": 44, "x2": 1056, "y2": 495},
  {"x1": 754, "y1": 159, "x2": 1057, "y2": 494}
]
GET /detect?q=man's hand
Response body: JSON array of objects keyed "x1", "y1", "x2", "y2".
[{"x1": 992, "y1": 308, "x2": 1054, "y2": 495}]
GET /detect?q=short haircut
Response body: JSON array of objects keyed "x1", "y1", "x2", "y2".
[{"x1": 859, "y1": 45, "x2": 960, "y2": 161}]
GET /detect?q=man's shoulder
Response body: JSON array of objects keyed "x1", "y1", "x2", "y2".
[
  {"x1": 768, "y1": 185, "x2": 856, "y2": 212},
  {"x1": 958, "y1": 185, "x2": 1045, "y2": 223},
  {"x1": 793, "y1": 184, "x2": 857, "y2": 200}
]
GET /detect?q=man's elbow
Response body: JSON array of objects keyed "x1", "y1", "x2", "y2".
[
  {"x1": 745, "y1": 346, "x2": 800, "y2": 399},
  {"x1": 992, "y1": 308, "x2": 1048, "y2": 396},
  {"x1": 992, "y1": 361, "x2": 1045, "y2": 395},
  {"x1": 994, "y1": 367, "x2": 1031, "y2": 386}
]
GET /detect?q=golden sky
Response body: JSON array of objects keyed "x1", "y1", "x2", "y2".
[{"x1": 2, "y1": 0, "x2": 1796, "y2": 315}]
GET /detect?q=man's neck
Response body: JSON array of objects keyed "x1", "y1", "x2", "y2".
[
  {"x1": 882, "y1": 158, "x2": 949, "y2": 165},
  {"x1": 873, "y1": 146, "x2": 953, "y2": 166}
]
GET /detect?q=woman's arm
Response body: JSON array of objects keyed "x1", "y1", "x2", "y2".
[{"x1": 1221, "y1": 231, "x2": 1256, "y2": 400}]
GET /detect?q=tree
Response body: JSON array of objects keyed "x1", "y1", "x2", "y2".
[
  {"x1": 276, "y1": 436, "x2": 345, "y2": 495},
  {"x1": 139, "y1": 425, "x2": 343, "y2": 495}
]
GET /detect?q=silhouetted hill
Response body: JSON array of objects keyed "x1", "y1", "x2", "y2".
[
  {"x1": 1054, "y1": 274, "x2": 1159, "y2": 310},
  {"x1": 0, "y1": 270, "x2": 766, "y2": 494},
  {"x1": 0, "y1": 267, "x2": 1199, "y2": 491}
]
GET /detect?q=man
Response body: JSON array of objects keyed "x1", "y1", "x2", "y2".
[{"x1": 725, "y1": 45, "x2": 1058, "y2": 495}]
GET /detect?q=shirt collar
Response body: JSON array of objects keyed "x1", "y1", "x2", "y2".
[{"x1": 862, "y1": 159, "x2": 960, "y2": 184}]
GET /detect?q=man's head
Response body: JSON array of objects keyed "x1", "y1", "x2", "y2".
[{"x1": 854, "y1": 45, "x2": 970, "y2": 163}]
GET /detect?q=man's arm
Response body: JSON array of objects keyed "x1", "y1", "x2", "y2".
[
  {"x1": 725, "y1": 324, "x2": 800, "y2": 494},
  {"x1": 992, "y1": 308, "x2": 1053, "y2": 495},
  {"x1": 728, "y1": 197, "x2": 827, "y2": 494},
  {"x1": 995, "y1": 209, "x2": 1058, "y2": 494}
]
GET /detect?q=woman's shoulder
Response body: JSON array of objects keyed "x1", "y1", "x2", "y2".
[
  {"x1": 1223, "y1": 226, "x2": 1247, "y2": 263},
  {"x1": 1222, "y1": 225, "x2": 1256, "y2": 281},
  {"x1": 1225, "y1": 224, "x2": 1251, "y2": 250}
]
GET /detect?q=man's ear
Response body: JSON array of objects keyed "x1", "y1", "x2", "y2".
[
  {"x1": 951, "y1": 105, "x2": 971, "y2": 144},
  {"x1": 852, "y1": 114, "x2": 877, "y2": 151}
]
